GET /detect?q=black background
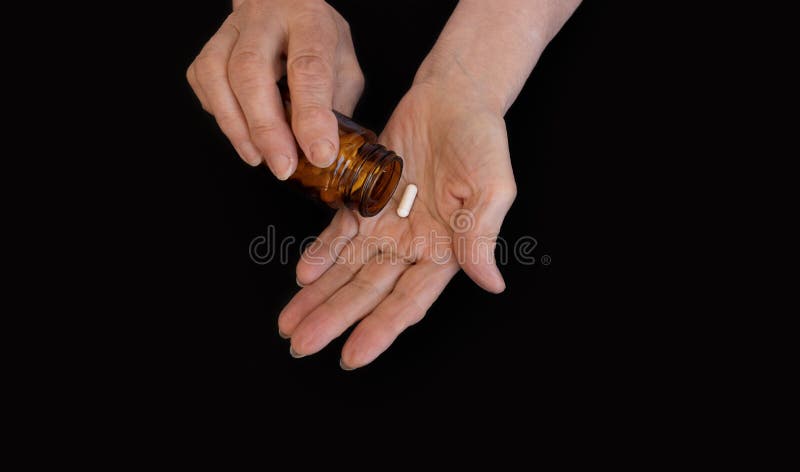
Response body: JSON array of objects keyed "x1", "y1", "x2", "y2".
[{"x1": 120, "y1": 0, "x2": 683, "y2": 413}]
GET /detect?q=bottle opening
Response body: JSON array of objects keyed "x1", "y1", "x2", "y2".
[{"x1": 359, "y1": 151, "x2": 403, "y2": 217}]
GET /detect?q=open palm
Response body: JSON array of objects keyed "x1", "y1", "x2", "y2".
[{"x1": 278, "y1": 83, "x2": 517, "y2": 369}]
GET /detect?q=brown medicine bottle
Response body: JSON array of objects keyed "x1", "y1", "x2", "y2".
[{"x1": 279, "y1": 84, "x2": 403, "y2": 217}]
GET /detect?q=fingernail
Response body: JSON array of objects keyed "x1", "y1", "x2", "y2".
[
  {"x1": 278, "y1": 328, "x2": 290, "y2": 339},
  {"x1": 267, "y1": 154, "x2": 294, "y2": 180},
  {"x1": 309, "y1": 139, "x2": 336, "y2": 167},
  {"x1": 339, "y1": 358, "x2": 355, "y2": 371},
  {"x1": 296, "y1": 278, "x2": 304, "y2": 288},
  {"x1": 289, "y1": 346, "x2": 304, "y2": 358},
  {"x1": 236, "y1": 141, "x2": 262, "y2": 167}
]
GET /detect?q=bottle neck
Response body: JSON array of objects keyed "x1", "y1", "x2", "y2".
[{"x1": 344, "y1": 143, "x2": 403, "y2": 217}]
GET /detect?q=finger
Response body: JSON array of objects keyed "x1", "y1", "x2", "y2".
[
  {"x1": 340, "y1": 260, "x2": 460, "y2": 369},
  {"x1": 186, "y1": 63, "x2": 210, "y2": 112},
  {"x1": 228, "y1": 16, "x2": 298, "y2": 180},
  {"x1": 286, "y1": 11, "x2": 340, "y2": 167},
  {"x1": 290, "y1": 255, "x2": 408, "y2": 357},
  {"x1": 278, "y1": 236, "x2": 377, "y2": 338},
  {"x1": 453, "y1": 183, "x2": 517, "y2": 294},
  {"x1": 192, "y1": 20, "x2": 263, "y2": 167},
  {"x1": 333, "y1": 62, "x2": 365, "y2": 116},
  {"x1": 332, "y1": 23, "x2": 364, "y2": 116},
  {"x1": 296, "y1": 209, "x2": 358, "y2": 286}
]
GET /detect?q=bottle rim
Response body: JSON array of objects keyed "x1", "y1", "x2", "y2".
[{"x1": 357, "y1": 148, "x2": 403, "y2": 217}]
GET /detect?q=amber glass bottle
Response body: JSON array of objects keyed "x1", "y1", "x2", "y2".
[{"x1": 279, "y1": 84, "x2": 403, "y2": 217}]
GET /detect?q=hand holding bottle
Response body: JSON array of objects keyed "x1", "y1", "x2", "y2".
[
  {"x1": 186, "y1": 0, "x2": 581, "y2": 368},
  {"x1": 186, "y1": 0, "x2": 364, "y2": 178}
]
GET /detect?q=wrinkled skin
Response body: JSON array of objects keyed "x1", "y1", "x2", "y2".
[{"x1": 188, "y1": 0, "x2": 581, "y2": 369}]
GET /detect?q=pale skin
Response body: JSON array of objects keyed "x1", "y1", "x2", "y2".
[{"x1": 188, "y1": 0, "x2": 581, "y2": 369}]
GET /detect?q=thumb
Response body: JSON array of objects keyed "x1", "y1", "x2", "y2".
[{"x1": 451, "y1": 184, "x2": 517, "y2": 294}]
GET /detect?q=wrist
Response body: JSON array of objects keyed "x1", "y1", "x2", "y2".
[
  {"x1": 414, "y1": 0, "x2": 580, "y2": 115},
  {"x1": 413, "y1": 49, "x2": 525, "y2": 118}
]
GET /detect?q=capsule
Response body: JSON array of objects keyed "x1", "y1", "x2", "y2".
[{"x1": 396, "y1": 184, "x2": 418, "y2": 218}]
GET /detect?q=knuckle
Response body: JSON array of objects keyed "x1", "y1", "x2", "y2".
[
  {"x1": 389, "y1": 289, "x2": 427, "y2": 329},
  {"x1": 185, "y1": 64, "x2": 196, "y2": 86},
  {"x1": 231, "y1": 74, "x2": 262, "y2": 93},
  {"x1": 250, "y1": 121, "x2": 282, "y2": 137},
  {"x1": 229, "y1": 49, "x2": 264, "y2": 72},
  {"x1": 235, "y1": 0, "x2": 269, "y2": 19},
  {"x1": 237, "y1": 0, "x2": 257, "y2": 15},
  {"x1": 339, "y1": 17, "x2": 352, "y2": 35},
  {"x1": 214, "y1": 112, "x2": 242, "y2": 134},
  {"x1": 289, "y1": 53, "x2": 333, "y2": 82},
  {"x1": 350, "y1": 277, "x2": 380, "y2": 298},
  {"x1": 295, "y1": 106, "x2": 334, "y2": 126},
  {"x1": 333, "y1": 257, "x2": 360, "y2": 277},
  {"x1": 192, "y1": 54, "x2": 220, "y2": 79},
  {"x1": 404, "y1": 310, "x2": 427, "y2": 329},
  {"x1": 344, "y1": 68, "x2": 365, "y2": 95},
  {"x1": 391, "y1": 305, "x2": 426, "y2": 332},
  {"x1": 338, "y1": 62, "x2": 364, "y2": 86},
  {"x1": 354, "y1": 69, "x2": 365, "y2": 88},
  {"x1": 297, "y1": 1, "x2": 330, "y2": 18},
  {"x1": 490, "y1": 183, "x2": 517, "y2": 207}
]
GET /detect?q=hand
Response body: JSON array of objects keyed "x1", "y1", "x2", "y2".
[
  {"x1": 186, "y1": 0, "x2": 364, "y2": 178},
  {"x1": 278, "y1": 82, "x2": 517, "y2": 369}
]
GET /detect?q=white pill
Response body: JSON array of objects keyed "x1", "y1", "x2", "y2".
[{"x1": 396, "y1": 184, "x2": 418, "y2": 218}]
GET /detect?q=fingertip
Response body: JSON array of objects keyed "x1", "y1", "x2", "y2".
[
  {"x1": 480, "y1": 276, "x2": 506, "y2": 295},
  {"x1": 340, "y1": 321, "x2": 389, "y2": 370},
  {"x1": 291, "y1": 107, "x2": 339, "y2": 167},
  {"x1": 294, "y1": 270, "x2": 314, "y2": 288},
  {"x1": 339, "y1": 349, "x2": 366, "y2": 371},
  {"x1": 266, "y1": 154, "x2": 295, "y2": 180},
  {"x1": 296, "y1": 255, "x2": 326, "y2": 287},
  {"x1": 485, "y1": 264, "x2": 507, "y2": 294},
  {"x1": 289, "y1": 331, "x2": 322, "y2": 359},
  {"x1": 235, "y1": 141, "x2": 263, "y2": 167},
  {"x1": 464, "y1": 263, "x2": 507, "y2": 294},
  {"x1": 309, "y1": 139, "x2": 337, "y2": 167},
  {"x1": 289, "y1": 345, "x2": 305, "y2": 359},
  {"x1": 277, "y1": 311, "x2": 292, "y2": 338},
  {"x1": 487, "y1": 277, "x2": 507, "y2": 294}
]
